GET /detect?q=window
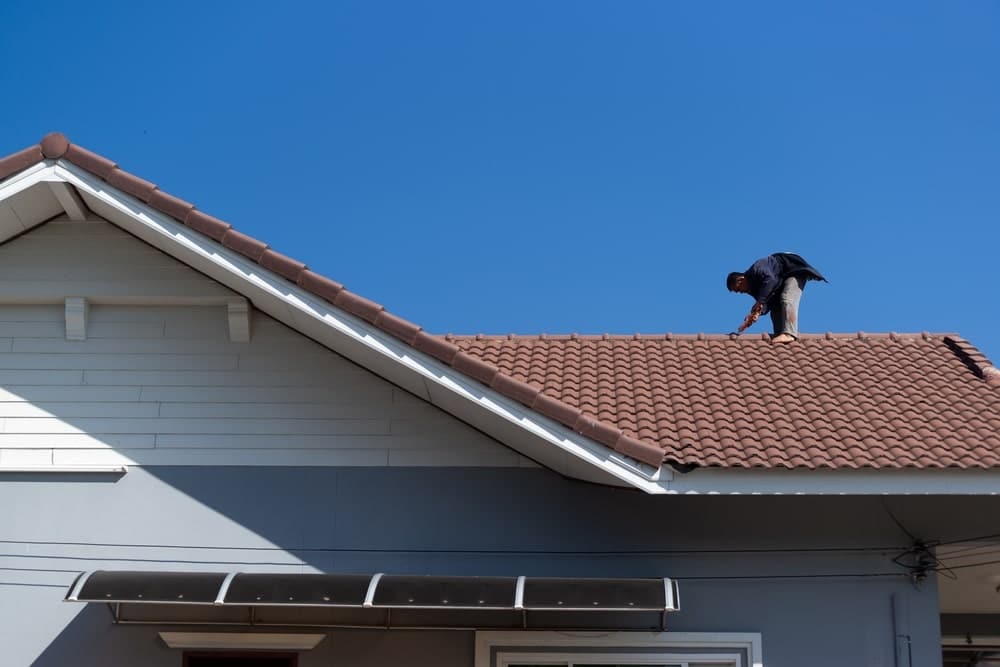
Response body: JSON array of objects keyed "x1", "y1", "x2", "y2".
[{"x1": 475, "y1": 632, "x2": 763, "y2": 667}]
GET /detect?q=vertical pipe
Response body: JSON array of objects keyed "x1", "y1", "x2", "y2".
[{"x1": 892, "y1": 593, "x2": 912, "y2": 667}]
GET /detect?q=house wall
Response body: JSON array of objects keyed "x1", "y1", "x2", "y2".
[
  {"x1": 0, "y1": 216, "x2": 964, "y2": 667},
  {"x1": 1, "y1": 465, "x2": 980, "y2": 667},
  {"x1": 0, "y1": 216, "x2": 236, "y2": 303},
  {"x1": 0, "y1": 302, "x2": 526, "y2": 469}
]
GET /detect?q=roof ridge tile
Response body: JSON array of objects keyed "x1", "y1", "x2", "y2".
[
  {"x1": 0, "y1": 145, "x2": 43, "y2": 181},
  {"x1": 943, "y1": 335, "x2": 997, "y2": 382}
]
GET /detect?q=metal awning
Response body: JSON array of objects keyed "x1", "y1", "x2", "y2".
[{"x1": 66, "y1": 571, "x2": 680, "y2": 631}]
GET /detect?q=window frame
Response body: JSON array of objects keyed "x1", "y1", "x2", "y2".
[{"x1": 475, "y1": 631, "x2": 763, "y2": 667}]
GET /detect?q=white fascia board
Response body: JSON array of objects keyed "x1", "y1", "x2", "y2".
[
  {"x1": 662, "y1": 466, "x2": 1000, "y2": 495},
  {"x1": 0, "y1": 160, "x2": 54, "y2": 197},
  {"x1": 42, "y1": 161, "x2": 665, "y2": 493}
]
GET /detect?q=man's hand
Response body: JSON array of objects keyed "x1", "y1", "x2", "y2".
[{"x1": 737, "y1": 302, "x2": 765, "y2": 333}]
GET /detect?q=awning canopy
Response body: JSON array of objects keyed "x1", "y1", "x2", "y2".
[{"x1": 66, "y1": 571, "x2": 680, "y2": 631}]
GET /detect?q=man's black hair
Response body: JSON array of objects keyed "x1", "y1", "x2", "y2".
[{"x1": 726, "y1": 272, "x2": 744, "y2": 292}]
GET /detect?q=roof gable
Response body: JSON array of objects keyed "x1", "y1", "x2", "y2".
[
  {"x1": 2, "y1": 132, "x2": 999, "y2": 494},
  {"x1": 0, "y1": 133, "x2": 665, "y2": 493}
]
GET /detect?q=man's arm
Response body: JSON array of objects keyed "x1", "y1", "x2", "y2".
[{"x1": 737, "y1": 301, "x2": 767, "y2": 333}]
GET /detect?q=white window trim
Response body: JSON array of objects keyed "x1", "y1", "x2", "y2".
[
  {"x1": 495, "y1": 650, "x2": 743, "y2": 667},
  {"x1": 475, "y1": 631, "x2": 763, "y2": 667}
]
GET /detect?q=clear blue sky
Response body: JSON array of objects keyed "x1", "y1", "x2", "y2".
[{"x1": 2, "y1": 1, "x2": 998, "y2": 360}]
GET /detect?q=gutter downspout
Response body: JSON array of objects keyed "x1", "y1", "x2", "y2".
[{"x1": 892, "y1": 593, "x2": 912, "y2": 667}]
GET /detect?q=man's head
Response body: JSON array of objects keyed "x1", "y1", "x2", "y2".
[{"x1": 726, "y1": 272, "x2": 748, "y2": 293}]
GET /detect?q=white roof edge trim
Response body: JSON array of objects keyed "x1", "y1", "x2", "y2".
[
  {"x1": 35, "y1": 162, "x2": 666, "y2": 494},
  {"x1": 0, "y1": 160, "x2": 59, "y2": 201},
  {"x1": 661, "y1": 467, "x2": 1000, "y2": 495}
]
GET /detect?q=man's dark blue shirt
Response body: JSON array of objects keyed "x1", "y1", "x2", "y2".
[{"x1": 744, "y1": 253, "x2": 827, "y2": 314}]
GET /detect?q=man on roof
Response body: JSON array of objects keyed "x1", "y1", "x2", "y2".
[{"x1": 727, "y1": 252, "x2": 827, "y2": 344}]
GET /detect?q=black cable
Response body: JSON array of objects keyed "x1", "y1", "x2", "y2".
[
  {"x1": 934, "y1": 557, "x2": 1000, "y2": 573},
  {"x1": 0, "y1": 553, "x2": 304, "y2": 566},
  {"x1": 881, "y1": 498, "x2": 921, "y2": 543},
  {"x1": 936, "y1": 547, "x2": 1000, "y2": 562},
  {"x1": 936, "y1": 532, "x2": 1000, "y2": 548},
  {"x1": 0, "y1": 538, "x2": 906, "y2": 555}
]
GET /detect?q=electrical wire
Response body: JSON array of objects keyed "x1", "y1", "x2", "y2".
[
  {"x1": 881, "y1": 498, "x2": 921, "y2": 543},
  {"x1": 0, "y1": 538, "x2": 906, "y2": 555}
]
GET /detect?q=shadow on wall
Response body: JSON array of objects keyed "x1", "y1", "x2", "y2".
[
  {"x1": 29, "y1": 603, "x2": 178, "y2": 667},
  {"x1": 15, "y1": 463, "x2": 1000, "y2": 665}
]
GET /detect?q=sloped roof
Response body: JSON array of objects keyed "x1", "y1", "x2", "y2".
[
  {"x1": 449, "y1": 333, "x2": 1000, "y2": 469},
  {"x1": 2, "y1": 133, "x2": 998, "y2": 472}
]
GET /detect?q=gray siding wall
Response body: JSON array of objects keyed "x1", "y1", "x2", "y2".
[
  {"x1": 0, "y1": 217, "x2": 235, "y2": 302},
  {"x1": 0, "y1": 303, "x2": 522, "y2": 468},
  {"x1": 0, "y1": 466, "x2": 970, "y2": 667},
  {"x1": 0, "y1": 217, "x2": 523, "y2": 468}
]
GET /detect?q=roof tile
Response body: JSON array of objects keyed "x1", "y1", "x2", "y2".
[
  {"x1": 374, "y1": 311, "x2": 422, "y2": 345},
  {"x1": 450, "y1": 334, "x2": 1000, "y2": 470},
  {"x1": 63, "y1": 144, "x2": 117, "y2": 179},
  {"x1": 0, "y1": 145, "x2": 43, "y2": 181},
  {"x1": 259, "y1": 249, "x2": 306, "y2": 282},
  {"x1": 148, "y1": 190, "x2": 195, "y2": 221},
  {"x1": 490, "y1": 374, "x2": 541, "y2": 407},
  {"x1": 333, "y1": 290, "x2": 383, "y2": 324},
  {"x1": 185, "y1": 210, "x2": 231, "y2": 241},
  {"x1": 221, "y1": 229, "x2": 268, "y2": 261},
  {"x1": 452, "y1": 351, "x2": 499, "y2": 386},
  {"x1": 40, "y1": 132, "x2": 69, "y2": 159},
  {"x1": 412, "y1": 331, "x2": 459, "y2": 365},
  {"x1": 106, "y1": 168, "x2": 157, "y2": 202},
  {"x1": 296, "y1": 270, "x2": 343, "y2": 302}
]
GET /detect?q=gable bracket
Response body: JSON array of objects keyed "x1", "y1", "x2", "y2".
[
  {"x1": 47, "y1": 182, "x2": 89, "y2": 221},
  {"x1": 65, "y1": 297, "x2": 89, "y2": 341},
  {"x1": 227, "y1": 297, "x2": 251, "y2": 343}
]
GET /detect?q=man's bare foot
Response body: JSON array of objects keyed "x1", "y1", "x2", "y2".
[{"x1": 771, "y1": 333, "x2": 796, "y2": 344}]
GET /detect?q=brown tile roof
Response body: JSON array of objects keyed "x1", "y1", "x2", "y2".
[
  {"x1": 3, "y1": 133, "x2": 999, "y2": 471},
  {"x1": 448, "y1": 332, "x2": 1000, "y2": 469}
]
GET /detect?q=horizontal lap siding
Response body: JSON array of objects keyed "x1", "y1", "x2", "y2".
[
  {"x1": 0, "y1": 304, "x2": 517, "y2": 466},
  {"x1": 0, "y1": 219, "x2": 236, "y2": 301},
  {"x1": 0, "y1": 220, "x2": 521, "y2": 468}
]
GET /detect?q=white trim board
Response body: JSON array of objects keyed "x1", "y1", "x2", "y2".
[
  {"x1": 475, "y1": 631, "x2": 763, "y2": 667},
  {"x1": 663, "y1": 467, "x2": 1000, "y2": 495},
  {"x1": 159, "y1": 632, "x2": 325, "y2": 650}
]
